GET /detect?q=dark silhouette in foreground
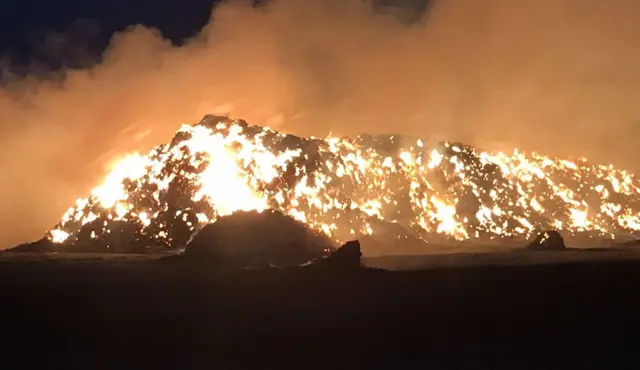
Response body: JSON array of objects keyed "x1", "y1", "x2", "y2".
[
  {"x1": 323, "y1": 240, "x2": 363, "y2": 270},
  {"x1": 4, "y1": 214, "x2": 640, "y2": 369},
  {"x1": 10, "y1": 237, "x2": 56, "y2": 253},
  {"x1": 526, "y1": 230, "x2": 566, "y2": 251},
  {"x1": 182, "y1": 210, "x2": 334, "y2": 267},
  {"x1": 1, "y1": 255, "x2": 640, "y2": 369}
]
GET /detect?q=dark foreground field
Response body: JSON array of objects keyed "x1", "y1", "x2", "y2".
[{"x1": 1, "y1": 252, "x2": 640, "y2": 369}]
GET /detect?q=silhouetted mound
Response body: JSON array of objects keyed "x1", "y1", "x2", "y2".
[
  {"x1": 9, "y1": 238, "x2": 57, "y2": 253},
  {"x1": 619, "y1": 238, "x2": 640, "y2": 248},
  {"x1": 183, "y1": 210, "x2": 334, "y2": 267},
  {"x1": 323, "y1": 240, "x2": 363, "y2": 270},
  {"x1": 526, "y1": 230, "x2": 566, "y2": 251}
]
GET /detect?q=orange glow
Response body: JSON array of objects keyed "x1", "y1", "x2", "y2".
[{"x1": 48, "y1": 117, "x2": 640, "y2": 247}]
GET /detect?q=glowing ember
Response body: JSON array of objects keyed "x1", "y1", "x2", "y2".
[{"x1": 48, "y1": 115, "x2": 640, "y2": 251}]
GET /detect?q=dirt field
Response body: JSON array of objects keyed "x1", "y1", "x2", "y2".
[{"x1": 1, "y1": 250, "x2": 640, "y2": 369}]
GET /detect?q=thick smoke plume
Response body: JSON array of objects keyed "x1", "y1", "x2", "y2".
[{"x1": 1, "y1": 0, "x2": 639, "y2": 248}]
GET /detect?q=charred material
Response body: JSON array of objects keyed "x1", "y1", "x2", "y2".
[
  {"x1": 323, "y1": 240, "x2": 363, "y2": 270},
  {"x1": 526, "y1": 230, "x2": 566, "y2": 251},
  {"x1": 183, "y1": 210, "x2": 334, "y2": 268}
]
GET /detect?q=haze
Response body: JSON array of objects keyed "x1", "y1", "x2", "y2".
[{"x1": 1, "y1": 0, "x2": 639, "y2": 248}]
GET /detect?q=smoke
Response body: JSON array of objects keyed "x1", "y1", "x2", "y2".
[{"x1": 1, "y1": 0, "x2": 640, "y2": 248}]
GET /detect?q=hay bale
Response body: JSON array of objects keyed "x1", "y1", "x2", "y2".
[
  {"x1": 324, "y1": 240, "x2": 363, "y2": 270},
  {"x1": 526, "y1": 230, "x2": 566, "y2": 251},
  {"x1": 184, "y1": 210, "x2": 334, "y2": 267}
]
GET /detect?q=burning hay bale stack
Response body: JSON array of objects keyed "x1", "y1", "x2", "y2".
[{"x1": 41, "y1": 115, "x2": 639, "y2": 254}]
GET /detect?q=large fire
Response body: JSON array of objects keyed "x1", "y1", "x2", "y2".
[{"x1": 48, "y1": 115, "x2": 640, "y2": 251}]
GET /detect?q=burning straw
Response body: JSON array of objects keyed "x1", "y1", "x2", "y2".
[{"x1": 48, "y1": 115, "x2": 640, "y2": 252}]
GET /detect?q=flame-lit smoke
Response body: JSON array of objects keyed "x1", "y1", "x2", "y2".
[
  {"x1": 48, "y1": 116, "x2": 640, "y2": 251},
  {"x1": 3, "y1": 0, "x2": 640, "y2": 249}
]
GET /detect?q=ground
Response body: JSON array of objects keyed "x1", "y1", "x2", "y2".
[{"x1": 1, "y1": 248, "x2": 640, "y2": 369}]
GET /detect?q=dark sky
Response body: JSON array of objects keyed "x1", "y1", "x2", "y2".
[
  {"x1": 0, "y1": 0, "x2": 639, "y2": 248},
  {"x1": 0, "y1": 0, "x2": 213, "y2": 46},
  {"x1": 0, "y1": 0, "x2": 429, "y2": 73},
  {"x1": 0, "y1": 0, "x2": 216, "y2": 71}
]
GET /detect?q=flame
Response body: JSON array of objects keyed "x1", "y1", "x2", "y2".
[{"x1": 48, "y1": 116, "x2": 640, "y2": 250}]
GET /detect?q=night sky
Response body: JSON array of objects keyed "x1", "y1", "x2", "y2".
[
  {"x1": 0, "y1": 0, "x2": 429, "y2": 75},
  {"x1": 0, "y1": 0, "x2": 217, "y2": 72}
]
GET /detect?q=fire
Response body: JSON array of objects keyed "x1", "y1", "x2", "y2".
[{"x1": 48, "y1": 115, "x2": 640, "y2": 250}]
